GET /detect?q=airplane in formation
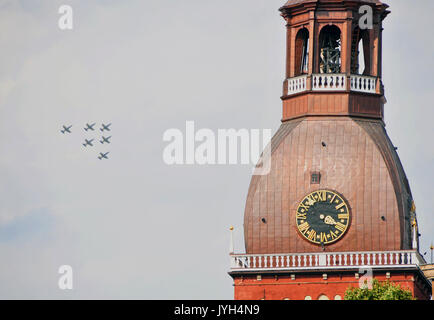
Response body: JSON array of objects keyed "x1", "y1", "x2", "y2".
[
  {"x1": 100, "y1": 136, "x2": 111, "y2": 144},
  {"x1": 84, "y1": 123, "x2": 96, "y2": 131},
  {"x1": 98, "y1": 152, "x2": 110, "y2": 160},
  {"x1": 100, "y1": 123, "x2": 112, "y2": 132},
  {"x1": 82, "y1": 139, "x2": 94, "y2": 147},
  {"x1": 61, "y1": 125, "x2": 72, "y2": 134}
]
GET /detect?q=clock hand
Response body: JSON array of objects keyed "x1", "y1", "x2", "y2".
[{"x1": 324, "y1": 216, "x2": 337, "y2": 225}]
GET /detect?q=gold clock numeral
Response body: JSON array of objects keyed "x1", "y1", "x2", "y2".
[
  {"x1": 338, "y1": 213, "x2": 349, "y2": 220},
  {"x1": 335, "y1": 222, "x2": 346, "y2": 232},
  {"x1": 335, "y1": 202, "x2": 346, "y2": 210},
  {"x1": 330, "y1": 194, "x2": 337, "y2": 204},
  {"x1": 298, "y1": 222, "x2": 310, "y2": 234},
  {"x1": 320, "y1": 232, "x2": 328, "y2": 243},
  {"x1": 329, "y1": 231, "x2": 337, "y2": 240},
  {"x1": 307, "y1": 229, "x2": 317, "y2": 241},
  {"x1": 296, "y1": 212, "x2": 307, "y2": 220},
  {"x1": 316, "y1": 190, "x2": 327, "y2": 202},
  {"x1": 299, "y1": 203, "x2": 310, "y2": 211},
  {"x1": 306, "y1": 196, "x2": 316, "y2": 206}
]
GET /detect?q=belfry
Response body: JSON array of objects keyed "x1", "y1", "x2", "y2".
[{"x1": 229, "y1": 0, "x2": 432, "y2": 300}]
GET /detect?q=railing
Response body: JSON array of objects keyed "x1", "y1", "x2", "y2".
[
  {"x1": 350, "y1": 75, "x2": 377, "y2": 93},
  {"x1": 230, "y1": 250, "x2": 423, "y2": 271},
  {"x1": 287, "y1": 75, "x2": 308, "y2": 95},
  {"x1": 312, "y1": 74, "x2": 346, "y2": 91},
  {"x1": 285, "y1": 74, "x2": 378, "y2": 95}
]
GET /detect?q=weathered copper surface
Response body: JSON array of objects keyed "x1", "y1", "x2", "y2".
[{"x1": 243, "y1": 117, "x2": 413, "y2": 254}]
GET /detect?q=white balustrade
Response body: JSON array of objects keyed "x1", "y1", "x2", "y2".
[
  {"x1": 287, "y1": 75, "x2": 308, "y2": 95},
  {"x1": 285, "y1": 74, "x2": 378, "y2": 96},
  {"x1": 350, "y1": 75, "x2": 377, "y2": 93},
  {"x1": 312, "y1": 74, "x2": 346, "y2": 91},
  {"x1": 229, "y1": 250, "x2": 423, "y2": 271}
]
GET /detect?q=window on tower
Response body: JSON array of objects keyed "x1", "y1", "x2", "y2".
[
  {"x1": 295, "y1": 28, "x2": 309, "y2": 75},
  {"x1": 319, "y1": 25, "x2": 341, "y2": 74},
  {"x1": 311, "y1": 172, "x2": 321, "y2": 184}
]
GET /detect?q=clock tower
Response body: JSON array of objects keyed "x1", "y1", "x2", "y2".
[{"x1": 229, "y1": 0, "x2": 432, "y2": 300}]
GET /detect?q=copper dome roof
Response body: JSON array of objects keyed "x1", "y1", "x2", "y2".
[{"x1": 243, "y1": 118, "x2": 413, "y2": 254}]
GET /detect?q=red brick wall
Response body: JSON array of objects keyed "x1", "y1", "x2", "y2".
[{"x1": 233, "y1": 272, "x2": 430, "y2": 300}]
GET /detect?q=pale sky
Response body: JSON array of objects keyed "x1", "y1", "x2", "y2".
[{"x1": 0, "y1": 0, "x2": 432, "y2": 299}]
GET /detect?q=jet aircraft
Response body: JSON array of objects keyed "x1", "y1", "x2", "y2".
[
  {"x1": 100, "y1": 136, "x2": 111, "y2": 144},
  {"x1": 98, "y1": 152, "x2": 110, "y2": 160},
  {"x1": 100, "y1": 123, "x2": 112, "y2": 132},
  {"x1": 61, "y1": 125, "x2": 72, "y2": 134}
]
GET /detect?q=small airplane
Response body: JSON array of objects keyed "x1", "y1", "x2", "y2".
[
  {"x1": 100, "y1": 136, "x2": 112, "y2": 144},
  {"x1": 61, "y1": 125, "x2": 72, "y2": 134},
  {"x1": 98, "y1": 152, "x2": 110, "y2": 160},
  {"x1": 82, "y1": 139, "x2": 94, "y2": 147},
  {"x1": 84, "y1": 123, "x2": 96, "y2": 131},
  {"x1": 100, "y1": 123, "x2": 112, "y2": 132}
]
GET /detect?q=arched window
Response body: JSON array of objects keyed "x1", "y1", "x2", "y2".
[
  {"x1": 351, "y1": 28, "x2": 371, "y2": 75},
  {"x1": 318, "y1": 294, "x2": 330, "y2": 300},
  {"x1": 319, "y1": 25, "x2": 341, "y2": 73},
  {"x1": 295, "y1": 28, "x2": 309, "y2": 75},
  {"x1": 304, "y1": 296, "x2": 312, "y2": 300},
  {"x1": 334, "y1": 295, "x2": 342, "y2": 300}
]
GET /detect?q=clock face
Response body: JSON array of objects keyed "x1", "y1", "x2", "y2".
[{"x1": 296, "y1": 190, "x2": 351, "y2": 245}]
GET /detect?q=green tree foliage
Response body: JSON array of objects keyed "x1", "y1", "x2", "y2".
[{"x1": 344, "y1": 279, "x2": 415, "y2": 300}]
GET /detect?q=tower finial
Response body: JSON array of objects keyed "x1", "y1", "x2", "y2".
[
  {"x1": 229, "y1": 226, "x2": 234, "y2": 254},
  {"x1": 411, "y1": 218, "x2": 418, "y2": 250}
]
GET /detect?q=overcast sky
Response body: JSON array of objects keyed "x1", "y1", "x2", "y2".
[{"x1": 0, "y1": 0, "x2": 432, "y2": 299}]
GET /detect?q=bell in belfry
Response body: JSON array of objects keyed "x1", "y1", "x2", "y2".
[{"x1": 319, "y1": 27, "x2": 341, "y2": 74}]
